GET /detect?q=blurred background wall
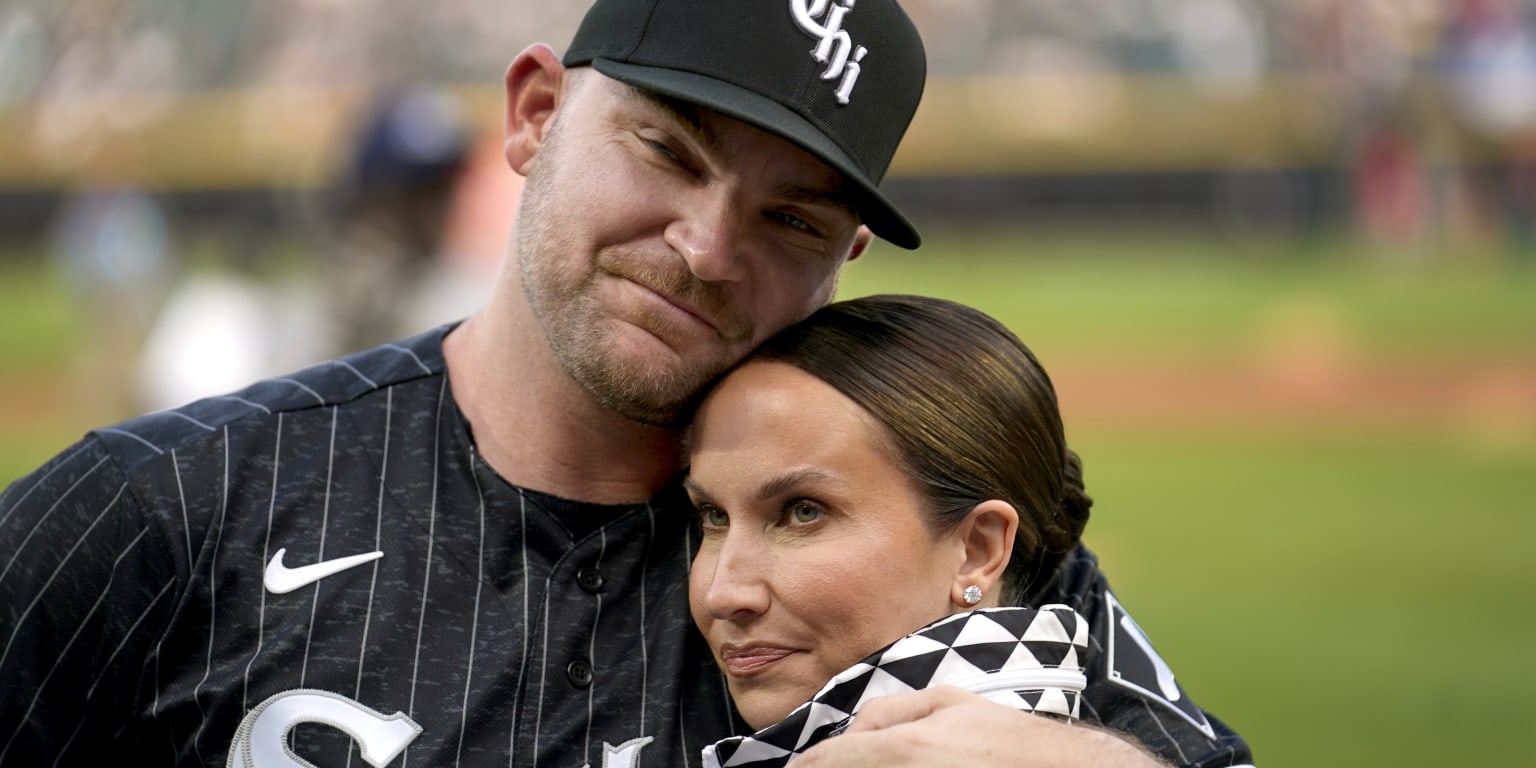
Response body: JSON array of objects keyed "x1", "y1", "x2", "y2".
[{"x1": 1, "y1": 1, "x2": 1534, "y2": 765}]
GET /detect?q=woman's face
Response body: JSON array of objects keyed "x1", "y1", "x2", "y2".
[{"x1": 687, "y1": 360, "x2": 966, "y2": 729}]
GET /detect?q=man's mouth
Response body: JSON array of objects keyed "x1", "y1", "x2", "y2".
[
  {"x1": 600, "y1": 255, "x2": 747, "y2": 341},
  {"x1": 630, "y1": 277, "x2": 719, "y2": 334}
]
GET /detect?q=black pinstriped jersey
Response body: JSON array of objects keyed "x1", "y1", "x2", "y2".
[{"x1": 0, "y1": 324, "x2": 1252, "y2": 767}]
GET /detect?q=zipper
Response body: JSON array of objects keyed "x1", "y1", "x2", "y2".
[{"x1": 948, "y1": 667, "x2": 1087, "y2": 697}]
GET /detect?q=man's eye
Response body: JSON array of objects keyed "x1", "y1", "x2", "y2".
[
  {"x1": 646, "y1": 139, "x2": 682, "y2": 163},
  {"x1": 788, "y1": 503, "x2": 822, "y2": 524},
  {"x1": 769, "y1": 211, "x2": 817, "y2": 234},
  {"x1": 701, "y1": 507, "x2": 729, "y2": 528}
]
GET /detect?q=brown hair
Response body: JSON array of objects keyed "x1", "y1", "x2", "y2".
[{"x1": 748, "y1": 294, "x2": 1091, "y2": 605}]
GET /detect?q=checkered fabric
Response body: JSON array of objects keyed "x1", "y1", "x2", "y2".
[{"x1": 702, "y1": 606, "x2": 1089, "y2": 768}]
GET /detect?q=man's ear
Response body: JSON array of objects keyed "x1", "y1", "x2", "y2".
[
  {"x1": 847, "y1": 226, "x2": 873, "y2": 261},
  {"x1": 503, "y1": 43, "x2": 566, "y2": 176},
  {"x1": 950, "y1": 499, "x2": 1018, "y2": 609}
]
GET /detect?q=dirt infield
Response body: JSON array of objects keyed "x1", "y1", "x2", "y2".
[
  {"x1": 6, "y1": 357, "x2": 1534, "y2": 442},
  {"x1": 1053, "y1": 359, "x2": 1536, "y2": 435}
]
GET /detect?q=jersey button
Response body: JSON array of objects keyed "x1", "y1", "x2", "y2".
[
  {"x1": 577, "y1": 567, "x2": 604, "y2": 594},
  {"x1": 567, "y1": 659, "x2": 594, "y2": 688}
]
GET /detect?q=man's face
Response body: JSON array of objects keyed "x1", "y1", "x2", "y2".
[{"x1": 515, "y1": 72, "x2": 864, "y2": 426}]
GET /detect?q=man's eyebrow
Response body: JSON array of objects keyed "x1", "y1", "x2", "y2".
[
  {"x1": 619, "y1": 83, "x2": 860, "y2": 219},
  {"x1": 775, "y1": 182, "x2": 859, "y2": 217},
  {"x1": 620, "y1": 83, "x2": 721, "y2": 154}
]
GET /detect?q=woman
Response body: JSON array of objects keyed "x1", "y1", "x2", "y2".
[{"x1": 686, "y1": 294, "x2": 1095, "y2": 766}]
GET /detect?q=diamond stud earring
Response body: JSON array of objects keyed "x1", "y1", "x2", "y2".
[{"x1": 962, "y1": 585, "x2": 983, "y2": 605}]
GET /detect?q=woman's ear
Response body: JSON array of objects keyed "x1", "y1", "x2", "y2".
[
  {"x1": 950, "y1": 499, "x2": 1018, "y2": 609},
  {"x1": 503, "y1": 43, "x2": 566, "y2": 175}
]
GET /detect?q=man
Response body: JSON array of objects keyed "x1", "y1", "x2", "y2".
[{"x1": 0, "y1": 1, "x2": 1253, "y2": 766}]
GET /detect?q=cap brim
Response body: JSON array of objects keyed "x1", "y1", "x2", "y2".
[{"x1": 590, "y1": 58, "x2": 920, "y2": 250}]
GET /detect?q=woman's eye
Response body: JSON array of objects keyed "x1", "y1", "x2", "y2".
[
  {"x1": 701, "y1": 507, "x2": 730, "y2": 528},
  {"x1": 788, "y1": 503, "x2": 822, "y2": 524}
]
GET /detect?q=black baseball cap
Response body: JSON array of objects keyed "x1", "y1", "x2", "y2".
[{"x1": 564, "y1": 0, "x2": 926, "y2": 249}]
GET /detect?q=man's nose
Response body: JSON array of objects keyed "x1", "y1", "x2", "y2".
[{"x1": 665, "y1": 192, "x2": 748, "y2": 283}]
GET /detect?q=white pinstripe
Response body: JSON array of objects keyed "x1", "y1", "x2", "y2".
[
  {"x1": 163, "y1": 411, "x2": 217, "y2": 432},
  {"x1": 188, "y1": 431, "x2": 233, "y2": 764},
  {"x1": 0, "y1": 455, "x2": 110, "y2": 586},
  {"x1": 151, "y1": 629, "x2": 162, "y2": 717},
  {"x1": 638, "y1": 503, "x2": 655, "y2": 733},
  {"x1": 382, "y1": 343, "x2": 433, "y2": 373},
  {"x1": 530, "y1": 563, "x2": 559, "y2": 768},
  {"x1": 243, "y1": 413, "x2": 284, "y2": 708},
  {"x1": 172, "y1": 449, "x2": 193, "y2": 568},
  {"x1": 86, "y1": 578, "x2": 175, "y2": 700},
  {"x1": 0, "y1": 482, "x2": 125, "y2": 674},
  {"x1": 403, "y1": 379, "x2": 449, "y2": 768},
  {"x1": 300, "y1": 407, "x2": 341, "y2": 686},
  {"x1": 678, "y1": 523, "x2": 696, "y2": 768},
  {"x1": 95, "y1": 428, "x2": 165, "y2": 454},
  {"x1": 1141, "y1": 696, "x2": 1190, "y2": 765},
  {"x1": 509, "y1": 489, "x2": 532, "y2": 768},
  {"x1": 581, "y1": 528, "x2": 610, "y2": 765},
  {"x1": 0, "y1": 522, "x2": 148, "y2": 762},
  {"x1": 334, "y1": 360, "x2": 380, "y2": 389},
  {"x1": 347, "y1": 388, "x2": 392, "y2": 768},
  {"x1": 275, "y1": 377, "x2": 326, "y2": 405},
  {"x1": 0, "y1": 441, "x2": 91, "y2": 524},
  {"x1": 210, "y1": 394, "x2": 273, "y2": 414},
  {"x1": 455, "y1": 454, "x2": 489, "y2": 768},
  {"x1": 49, "y1": 719, "x2": 85, "y2": 768}
]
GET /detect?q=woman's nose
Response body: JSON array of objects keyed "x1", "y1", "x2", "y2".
[{"x1": 701, "y1": 534, "x2": 771, "y2": 622}]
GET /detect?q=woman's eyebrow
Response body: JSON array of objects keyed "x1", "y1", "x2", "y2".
[
  {"x1": 754, "y1": 468, "x2": 840, "y2": 502},
  {"x1": 682, "y1": 477, "x2": 713, "y2": 504}
]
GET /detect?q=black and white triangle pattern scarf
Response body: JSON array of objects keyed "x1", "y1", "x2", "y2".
[{"x1": 703, "y1": 605, "x2": 1089, "y2": 768}]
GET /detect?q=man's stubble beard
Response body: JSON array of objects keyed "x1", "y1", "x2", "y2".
[{"x1": 515, "y1": 122, "x2": 742, "y2": 428}]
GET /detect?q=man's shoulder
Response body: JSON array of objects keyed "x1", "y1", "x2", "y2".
[
  {"x1": 93, "y1": 325, "x2": 453, "y2": 464},
  {"x1": 1030, "y1": 542, "x2": 1107, "y2": 612},
  {"x1": 1037, "y1": 545, "x2": 1255, "y2": 766}
]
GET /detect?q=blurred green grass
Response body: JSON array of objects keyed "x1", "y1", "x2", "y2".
[
  {"x1": 840, "y1": 230, "x2": 1536, "y2": 366},
  {"x1": 839, "y1": 230, "x2": 1536, "y2": 766},
  {"x1": 4, "y1": 231, "x2": 1535, "y2": 766}
]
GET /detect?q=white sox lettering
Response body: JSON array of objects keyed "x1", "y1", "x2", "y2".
[
  {"x1": 226, "y1": 690, "x2": 658, "y2": 766},
  {"x1": 263, "y1": 548, "x2": 383, "y2": 594},
  {"x1": 226, "y1": 690, "x2": 422, "y2": 768},
  {"x1": 790, "y1": 0, "x2": 868, "y2": 104},
  {"x1": 585, "y1": 736, "x2": 654, "y2": 768}
]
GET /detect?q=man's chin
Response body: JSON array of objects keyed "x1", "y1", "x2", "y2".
[{"x1": 576, "y1": 363, "x2": 708, "y2": 428}]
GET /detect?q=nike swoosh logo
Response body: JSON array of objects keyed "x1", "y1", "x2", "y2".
[{"x1": 264, "y1": 548, "x2": 383, "y2": 594}]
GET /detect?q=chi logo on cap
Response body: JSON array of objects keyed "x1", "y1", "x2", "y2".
[{"x1": 791, "y1": 0, "x2": 868, "y2": 104}]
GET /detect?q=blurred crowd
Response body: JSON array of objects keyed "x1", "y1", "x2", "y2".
[
  {"x1": 3, "y1": 0, "x2": 1534, "y2": 230},
  {"x1": 2, "y1": 0, "x2": 1534, "y2": 411},
  {"x1": 2, "y1": 1, "x2": 1533, "y2": 122},
  {"x1": 0, "y1": 1, "x2": 1530, "y2": 93}
]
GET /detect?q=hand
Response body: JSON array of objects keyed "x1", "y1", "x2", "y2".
[{"x1": 792, "y1": 686, "x2": 1168, "y2": 768}]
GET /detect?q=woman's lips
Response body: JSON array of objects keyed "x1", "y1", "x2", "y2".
[{"x1": 719, "y1": 644, "x2": 798, "y2": 676}]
